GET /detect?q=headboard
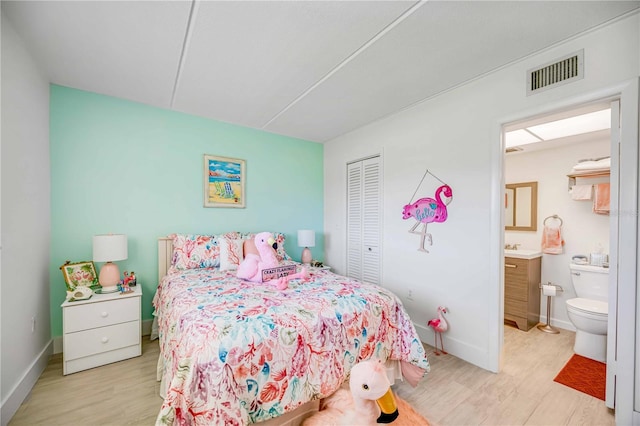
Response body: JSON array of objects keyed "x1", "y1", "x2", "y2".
[{"x1": 158, "y1": 237, "x2": 173, "y2": 282}]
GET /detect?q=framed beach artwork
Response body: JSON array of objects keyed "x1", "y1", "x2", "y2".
[{"x1": 203, "y1": 154, "x2": 246, "y2": 208}]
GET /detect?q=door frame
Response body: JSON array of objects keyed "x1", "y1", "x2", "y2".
[{"x1": 489, "y1": 78, "x2": 638, "y2": 424}]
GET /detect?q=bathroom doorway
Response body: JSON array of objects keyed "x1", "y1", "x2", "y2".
[{"x1": 501, "y1": 99, "x2": 617, "y2": 406}]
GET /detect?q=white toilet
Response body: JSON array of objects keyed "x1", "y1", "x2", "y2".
[{"x1": 566, "y1": 263, "x2": 609, "y2": 362}]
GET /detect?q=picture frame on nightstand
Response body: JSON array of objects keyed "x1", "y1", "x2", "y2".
[{"x1": 60, "y1": 260, "x2": 99, "y2": 291}]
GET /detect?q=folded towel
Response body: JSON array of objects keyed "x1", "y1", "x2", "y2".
[
  {"x1": 572, "y1": 167, "x2": 611, "y2": 173},
  {"x1": 571, "y1": 184, "x2": 592, "y2": 200},
  {"x1": 541, "y1": 225, "x2": 564, "y2": 255},
  {"x1": 593, "y1": 183, "x2": 610, "y2": 215},
  {"x1": 572, "y1": 157, "x2": 611, "y2": 171}
]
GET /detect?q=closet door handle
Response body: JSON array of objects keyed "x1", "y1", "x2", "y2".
[{"x1": 505, "y1": 264, "x2": 517, "y2": 268}]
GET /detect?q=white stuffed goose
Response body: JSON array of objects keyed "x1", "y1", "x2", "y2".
[{"x1": 303, "y1": 359, "x2": 400, "y2": 425}]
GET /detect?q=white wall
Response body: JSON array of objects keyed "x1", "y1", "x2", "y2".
[
  {"x1": 324, "y1": 14, "x2": 639, "y2": 370},
  {"x1": 1, "y1": 14, "x2": 52, "y2": 425},
  {"x1": 505, "y1": 136, "x2": 610, "y2": 330}
]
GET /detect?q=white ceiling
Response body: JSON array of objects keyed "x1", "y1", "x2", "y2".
[{"x1": 3, "y1": 1, "x2": 639, "y2": 143}]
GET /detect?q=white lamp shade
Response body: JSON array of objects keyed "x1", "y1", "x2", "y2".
[
  {"x1": 297, "y1": 230, "x2": 315, "y2": 248},
  {"x1": 93, "y1": 234, "x2": 128, "y2": 262}
]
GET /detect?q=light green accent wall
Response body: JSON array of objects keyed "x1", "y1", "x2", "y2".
[{"x1": 50, "y1": 85, "x2": 323, "y2": 337}]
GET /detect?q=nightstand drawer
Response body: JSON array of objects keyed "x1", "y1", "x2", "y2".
[
  {"x1": 64, "y1": 297, "x2": 139, "y2": 333},
  {"x1": 64, "y1": 320, "x2": 140, "y2": 361}
]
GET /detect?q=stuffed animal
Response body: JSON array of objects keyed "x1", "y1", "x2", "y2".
[
  {"x1": 303, "y1": 359, "x2": 429, "y2": 425},
  {"x1": 303, "y1": 359, "x2": 399, "y2": 425},
  {"x1": 236, "y1": 232, "x2": 308, "y2": 290}
]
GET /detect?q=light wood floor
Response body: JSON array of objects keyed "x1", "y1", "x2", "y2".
[{"x1": 9, "y1": 325, "x2": 614, "y2": 426}]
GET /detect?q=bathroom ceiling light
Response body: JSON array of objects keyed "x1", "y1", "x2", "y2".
[
  {"x1": 527, "y1": 109, "x2": 611, "y2": 141},
  {"x1": 505, "y1": 129, "x2": 542, "y2": 148},
  {"x1": 505, "y1": 108, "x2": 611, "y2": 149}
]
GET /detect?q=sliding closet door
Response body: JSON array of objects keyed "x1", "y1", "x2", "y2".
[{"x1": 346, "y1": 156, "x2": 381, "y2": 285}]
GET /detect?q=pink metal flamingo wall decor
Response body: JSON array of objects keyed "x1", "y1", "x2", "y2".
[{"x1": 402, "y1": 180, "x2": 453, "y2": 252}]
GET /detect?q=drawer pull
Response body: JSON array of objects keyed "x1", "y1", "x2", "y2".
[
  {"x1": 101, "y1": 337, "x2": 109, "y2": 343},
  {"x1": 101, "y1": 312, "x2": 109, "y2": 318},
  {"x1": 505, "y1": 264, "x2": 517, "y2": 268}
]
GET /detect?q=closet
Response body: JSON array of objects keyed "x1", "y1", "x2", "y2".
[{"x1": 346, "y1": 156, "x2": 381, "y2": 285}]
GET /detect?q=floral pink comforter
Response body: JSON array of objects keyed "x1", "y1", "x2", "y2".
[{"x1": 153, "y1": 266, "x2": 429, "y2": 425}]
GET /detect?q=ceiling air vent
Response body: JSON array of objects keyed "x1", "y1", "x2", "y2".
[{"x1": 527, "y1": 49, "x2": 584, "y2": 96}]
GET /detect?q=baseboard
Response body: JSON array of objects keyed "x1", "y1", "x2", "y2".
[
  {"x1": 1, "y1": 340, "x2": 53, "y2": 426},
  {"x1": 413, "y1": 318, "x2": 574, "y2": 372},
  {"x1": 539, "y1": 316, "x2": 575, "y2": 332},
  {"x1": 142, "y1": 318, "x2": 152, "y2": 336},
  {"x1": 53, "y1": 336, "x2": 63, "y2": 354},
  {"x1": 414, "y1": 322, "x2": 493, "y2": 369}
]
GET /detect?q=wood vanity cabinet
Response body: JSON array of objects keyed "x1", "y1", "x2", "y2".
[{"x1": 504, "y1": 256, "x2": 541, "y2": 331}]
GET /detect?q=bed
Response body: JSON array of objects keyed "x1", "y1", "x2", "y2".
[{"x1": 153, "y1": 233, "x2": 429, "y2": 425}]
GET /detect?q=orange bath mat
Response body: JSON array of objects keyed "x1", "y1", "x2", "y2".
[{"x1": 554, "y1": 354, "x2": 606, "y2": 400}]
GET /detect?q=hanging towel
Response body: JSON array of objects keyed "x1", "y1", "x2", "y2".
[
  {"x1": 571, "y1": 184, "x2": 593, "y2": 200},
  {"x1": 541, "y1": 225, "x2": 564, "y2": 255},
  {"x1": 593, "y1": 183, "x2": 610, "y2": 215}
]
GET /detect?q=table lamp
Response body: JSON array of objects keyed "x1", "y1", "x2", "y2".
[
  {"x1": 93, "y1": 234, "x2": 128, "y2": 293},
  {"x1": 297, "y1": 230, "x2": 315, "y2": 265}
]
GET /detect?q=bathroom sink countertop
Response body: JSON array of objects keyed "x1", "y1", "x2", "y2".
[{"x1": 505, "y1": 249, "x2": 542, "y2": 259}]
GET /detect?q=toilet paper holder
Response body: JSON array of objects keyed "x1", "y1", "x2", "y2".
[
  {"x1": 537, "y1": 282, "x2": 563, "y2": 334},
  {"x1": 539, "y1": 282, "x2": 564, "y2": 295}
]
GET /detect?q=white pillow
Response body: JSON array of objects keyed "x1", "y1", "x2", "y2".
[{"x1": 219, "y1": 236, "x2": 244, "y2": 271}]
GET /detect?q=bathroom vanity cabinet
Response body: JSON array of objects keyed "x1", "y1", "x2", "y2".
[{"x1": 504, "y1": 255, "x2": 542, "y2": 331}]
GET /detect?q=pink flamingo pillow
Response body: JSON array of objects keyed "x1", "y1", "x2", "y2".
[{"x1": 236, "y1": 232, "x2": 308, "y2": 290}]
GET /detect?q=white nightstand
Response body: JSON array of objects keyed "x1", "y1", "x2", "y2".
[{"x1": 61, "y1": 285, "x2": 142, "y2": 375}]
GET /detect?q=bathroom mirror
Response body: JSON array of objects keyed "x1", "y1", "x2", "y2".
[{"x1": 505, "y1": 181, "x2": 538, "y2": 231}]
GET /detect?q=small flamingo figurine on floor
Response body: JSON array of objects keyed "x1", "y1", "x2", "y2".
[{"x1": 427, "y1": 306, "x2": 448, "y2": 355}]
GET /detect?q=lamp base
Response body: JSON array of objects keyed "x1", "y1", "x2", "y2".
[
  {"x1": 99, "y1": 261, "x2": 121, "y2": 293},
  {"x1": 301, "y1": 247, "x2": 312, "y2": 265}
]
